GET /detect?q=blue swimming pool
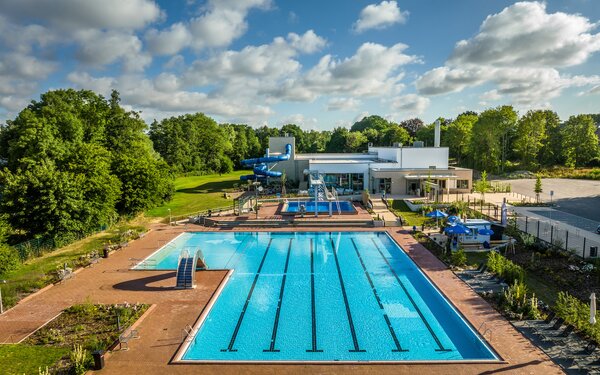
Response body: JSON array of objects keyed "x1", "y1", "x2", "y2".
[
  {"x1": 140, "y1": 232, "x2": 497, "y2": 362},
  {"x1": 283, "y1": 201, "x2": 356, "y2": 213}
]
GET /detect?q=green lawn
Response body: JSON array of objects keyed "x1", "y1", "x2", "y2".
[
  {"x1": 146, "y1": 171, "x2": 250, "y2": 218},
  {"x1": 388, "y1": 199, "x2": 431, "y2": 227},
  {"x1": 0, "y1": 344, "x2": 69, "y2": 375}
]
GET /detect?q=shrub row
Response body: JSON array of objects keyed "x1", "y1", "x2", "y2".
[
  {"x1": 487, "y1": 251, "x2": 525, "y2": 284},
  {"x1": 555, "y1": 291, "x2": 600, "y2": 343}
]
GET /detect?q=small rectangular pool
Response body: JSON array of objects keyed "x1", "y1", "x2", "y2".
[
  {"x1": 283, "y1": 201, "x2": 356, "y2": 214},
  {"x1": 139, "y1": 231, "x2": 498, "y2": 362}
]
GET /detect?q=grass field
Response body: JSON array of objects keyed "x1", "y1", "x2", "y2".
[
  {"x1": 0, "y1": 344, "x2": 69, "y2": 375},
  {"x1": 146, "y1": 171, "x2": 250, "y2": 218},
  {"x1": 388, "y1": 199, "x2": 431, "y2": 227}
]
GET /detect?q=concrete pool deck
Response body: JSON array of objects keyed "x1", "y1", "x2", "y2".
[{"x1": 0, "y1": 225, "x2": 562, "y2": 374}]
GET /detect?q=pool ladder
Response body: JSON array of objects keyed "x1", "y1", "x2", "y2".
[
  {"x1": 478, "y1": 322, "x2": 493, "y2": 343},
  {"x1": 181, "y1": 324, "x2": 197, "y2": 343}
]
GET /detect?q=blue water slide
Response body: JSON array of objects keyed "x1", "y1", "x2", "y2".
[{"x1": 240, "y1": 144, "x2": 291, "y2": 181}]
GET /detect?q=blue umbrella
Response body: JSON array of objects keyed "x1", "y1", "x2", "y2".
[
  {"x1": 478, "y1": 228, "x2": 494, "y2": 235},
  {"x1": 447, "y1": 215, "x2": 461, "y2": 226},
  {"x1": 444, "y1": 225, "x2": 471, "y2": 235},
  {"x1": 425, "y1": 209, "x2": 448, "y2": 218},
  {"x1": 425, "y1": 209, "x2": 447, "y2": 227}
]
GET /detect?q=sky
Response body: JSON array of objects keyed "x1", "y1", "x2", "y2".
[{"x1": 0, "y1": 0, "x2": 599, "y2": 130}]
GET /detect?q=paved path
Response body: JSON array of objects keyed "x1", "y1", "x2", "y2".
[{"x1": 371, "y1": 198, "x2": 398, "y2": 222}]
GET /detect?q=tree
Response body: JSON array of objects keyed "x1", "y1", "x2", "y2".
[
  {"x1": 0, "y1": 90, "x2": 122, "y2": 241},
  {"x1": 446, "y1": 113, "x2": 476, "y2": 165},
  {"x1": 514, "y1": 110, "x2": 548, "y2": 169},
  {"x1": 561, "y1": 115, "x2": 600, "y2": 167},
  {"x1": 326, "y1": 127, "x2": 350, "y2": 152},
  {"x1": 345, "y1": 131, "x2": 368, "y2": 152},
  {"x1": 538, "y1": 111, "x2": 562, "y2": 166},
  {"x1": 399, "y1": 118, "x2": 424, "y2": 137},
  {"x1": 534, "y1": 174, "x2": 543, "y2": 203},
  {"x1": 149, "y1": 113, "x2": 232, "y2": 174},
  {"x1": 350, "y1": 115, "x2": 389, "y2": 133},
  {"x1": 473, "y1": 171, "x2": 490, "y2": 201},
  {"x1": 381, "y1": 125, "x2": 411, "y2": 146}
]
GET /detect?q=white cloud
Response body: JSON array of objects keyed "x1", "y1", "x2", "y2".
[
  {"x1": 353, "y1": 1, "x2": 408, "y2": 33},
  {"x1": 278, "y1": 114, "x2": 317, "y2": 127},
  {"x1": 480, "y1": 89, "x2": 502, "y2": 101},
  {"x1": 326, "y1": 97, "x2": 360, "y2": 111},
  {"x1": 189, "y1": 0, "x2": 272, "y2": 50},
  {"x1": 67, "y1": 71, "x2": 116, "y2": 95},
  {"x1": 0, "y1": 0, "x2": 161, "y2": 31},
  {"x1": 74, "y1": 30, "x2": 151, "y2": 72},
  {"x1": 449, "y1": 2, "x2": 600, "y2": 68},
  {"x1": 145, "y1": 23, "x2": 192, "y2": 56},
  {"x1": 272, "y1": 42, "x2": 418, "y2": 101},
  {"x1": 0, "y1": 52, "x2": 55, "y2": 80},
  {"x1": 390, "y1": 94, "x2": 430, "y2": 115},
  {"x1": 287, "y1": 30, "x2": 326, "y2": 54},
  {"x1": 416, "y1": 1, "x2": 600, "y2": 108}
]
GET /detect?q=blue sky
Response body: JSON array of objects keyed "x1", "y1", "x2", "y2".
[{"x1": 0, "y1": 0, "x2": 599, "y2": 129}]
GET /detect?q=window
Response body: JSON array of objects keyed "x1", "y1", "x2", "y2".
[{"x1": 457, "y1": 180, "x2": 469, "y2": 189}]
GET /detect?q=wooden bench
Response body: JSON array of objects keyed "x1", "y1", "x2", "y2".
[{"x1": 118, "y1": 329, "x2": 139, "y2": 351}]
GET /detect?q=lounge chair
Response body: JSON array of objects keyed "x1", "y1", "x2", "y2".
[
  {"x1": 524, "y1": 311, "x2": 557, "y2": 329},
  {"x1": 532, "y1": 317, "x2": 564, "y2": 335},
  {"x1": 540, "y1": 324, "x2": 575, "y2": 343}
]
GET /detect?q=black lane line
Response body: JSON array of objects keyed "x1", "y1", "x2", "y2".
[
  {"x1": 222, "y1": 238, "x2": 273, "y2": 352},
  {"x1": 350, "y1": 238, "x2": 407, "y2": 353},
  {"x1": 371, "y1": 238, "x2": 450, "y2": 352},
  {"x1": 330, "y1": 238, "x2": 365, "y2": 353},
  {"x1": 264, "y1": 238, "x2": 293, "y2": 352},
  {"x1": 306, "y1": 238, "x2": 323, "y2": 353}
]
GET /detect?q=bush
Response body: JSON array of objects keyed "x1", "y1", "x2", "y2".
[
  {"x1": 555, "y1": 291, "x2": 600, "y2": 342},
  {"x1": 487, "y1": 251, "x2": 525, "y2": 283},
  {"x1": 500, "y1": 280, "x2": 541, "y2": 320},
  {"x1": 451, "y1": 249, "x2": 467, "y2": 267},
  {"x1": 0, "y1": 245, "x2": 20, "y2": 275}
]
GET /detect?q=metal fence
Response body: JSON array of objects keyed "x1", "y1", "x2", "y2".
[
  {"x1": 11, "y1": 224, "x2": 109, "y2": 262},
  {"x1": 513, "y1": 213, "x2": 600, "y2": 259}
]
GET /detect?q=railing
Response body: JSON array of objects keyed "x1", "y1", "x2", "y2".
[{"x1": 168, "y1": 205, "x2": 234, "y2": 224}]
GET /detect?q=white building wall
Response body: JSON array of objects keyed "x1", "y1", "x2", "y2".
[
  {"x1": 400, "y1": 148, "x2": 448, "y2": 169},
  {"x1": 368, "y1": 147, "x2": 400, "y2": 162}
]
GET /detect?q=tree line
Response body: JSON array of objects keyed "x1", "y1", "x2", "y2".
[{"x1": 1, "y1": 89, "x2": 599, "y2": 252}]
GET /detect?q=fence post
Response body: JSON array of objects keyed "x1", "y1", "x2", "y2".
[
  {"x1": 537, "y1": 220, "x2": 540, "y2": 238},
  {"x1": 565, "y1": 231, "x2": 569, "y2": 251},
  {"x1": 525, "y1": 216, "x2": 528, "y2": 233},
  {"x1": 583, "y1": 237, "x2": 586, "y2": 259},
  {"x1": 550, "y1": 225, "x2": 553, "y2": 244}
]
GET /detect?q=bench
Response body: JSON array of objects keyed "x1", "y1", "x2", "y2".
[{"x1": 118, "y1": 329, "x2": 139, "y2": 351}]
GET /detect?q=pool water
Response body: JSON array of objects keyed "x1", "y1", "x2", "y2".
[
  {"x1": 283, "y1": 201, "x2": 356, "y2": 213},
  {"x1": 141, "y1": 232, "x2": 497, "y2": 362}
]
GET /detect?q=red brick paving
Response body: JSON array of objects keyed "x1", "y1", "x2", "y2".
[{"x1": 0, "y1": 224, "x2": 562, "y2": 374}]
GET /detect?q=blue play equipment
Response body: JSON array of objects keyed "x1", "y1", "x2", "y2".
[{"x1": 240, "y1": 144, "x2": 292, "y2": 181}]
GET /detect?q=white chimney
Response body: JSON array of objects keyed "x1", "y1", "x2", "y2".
[{"x1": 434, "y1": 119, "x2": 441, "y2": 148}]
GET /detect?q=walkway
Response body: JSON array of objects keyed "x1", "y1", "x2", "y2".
[{"x1": 371, "y1": 198, "x2": 398, "y2": 222}]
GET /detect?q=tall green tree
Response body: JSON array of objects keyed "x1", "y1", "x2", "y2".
[
  {"x1": 399, "y1": 118, "x2": 424, "y2": 138},
  {"x1": 446, "y1": 113, "x2": 476, "y2": 165},
  {"x1": 469, "y1": 107, "x2": 516, "y2": 173},
  {"x1": 538, "y1": 110, "x2": 562, "y2": 166},
  {"x1": 0, "y1": 89, "x2": 122, "y2": 241},
  {"x1": 561, "y1": 115, "x2": 600, "y2": 167},
  {"x1": 514, "y1": 110, "x2": 548, "y2": 169},
  {"x1": 150, "y1": 113, "x2": 232, "y2": 174}
]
